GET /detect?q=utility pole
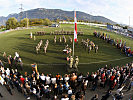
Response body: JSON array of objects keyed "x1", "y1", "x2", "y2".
[{"x1": 19, "y1": 4, "x2": 24, "y2": 21}]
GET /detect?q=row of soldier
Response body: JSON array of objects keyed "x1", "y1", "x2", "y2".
[
  {"x1": 69, "y1": 56, "x2": 79, "y2": 69},
  {"x1": 36, "y1": 40, "x2": 43, "y2": 54},
  {"x1": 43, "y1": 40, "x2": 49, "y2": 54},
  {"x1": 35, "y1": 31, "x2": 45, "y2": 36},
  {"x1": 50, "y1": 31, "x2": 84, "y2": 35},
  {"x1": 35, "y1": 29, "x2": 84, "y2": 36},
  {"x1": 54, "y1": 35, "x2": 73, "y2": 44},
  {"x1": 81, "y1": 39, "x2": 98, "y2": 53}
]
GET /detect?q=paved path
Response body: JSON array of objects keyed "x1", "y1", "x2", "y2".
[{"x1": 0, "y1": 84, "x2": 133, "y2": 100}]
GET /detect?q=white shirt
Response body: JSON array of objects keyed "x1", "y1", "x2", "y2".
[
  {"x1": 68, "y1": 89, "x2": 72, "y2": 94},
  {"x1": 40, "y1": 75, "x2": 46, "y2": 81},
  {"x1": 64, "y1": 77, "x2": 69, "y2": 82},
  {"x1": 15, "y1": 52, "x2": 19, "y2": 58},
  {"x1": 46, "y1": 76, "x2": 51, "y2": 84},
  {"x1": 61, "y1": 98, "x2": 69, "y2": 100},
  {"x1": 51, "y1": 78, "x2": 56, "y2": 84},
  {"x1": 6, "y1": 68, "x2": 10, "y2": 76}
]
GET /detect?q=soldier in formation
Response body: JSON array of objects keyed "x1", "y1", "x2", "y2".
[
  {"x1": 69, "y1": 36, "x2": 73, "y2": 43},
  {"x1": 30, "y1": 32, "x2": 32, "y2": 39},
  {"x1": 59, "y1": 37, "x2": 62, "y2": 43},
  {"x1": 44, "y1": 46, "x2": 47, "y2": 54},
  {"x1": 81, "y1": 38, "x2": 98, "y2": 54},
  {"x1": 74, "y1": 56, "x2": 79, "y2": 69},
  {"x1": 54, "y1": 36, "x2": 56, "y2": 43},
  {"x1": 36, "y1": 40, "x2": 43, "y2": 54},
  {"x1": 43, "y1": 39, "x2": 49, "y2": 54},
  {"x1": 34, "y1": 36, "x2": 36, "y2": 41},
  {"x1": 63, "y1": 35, "x2": 67, "y2": 43},
  {"x1": 69, "y1": 56, "x2": 74, "y2": 68},
  {"x1": 36, "y1": 46, "x2": 39, "y2": 54}
]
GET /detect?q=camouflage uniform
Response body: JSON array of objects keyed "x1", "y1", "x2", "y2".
[
  {"x1": 69, "y1": 56, "x2": 74, "y2": 68},
  {"x1": 74, "y1": 56, "x2": 79, "y2": 69}
]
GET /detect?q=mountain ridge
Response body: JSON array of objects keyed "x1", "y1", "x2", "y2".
[{"x1": 0, "y1": 8, "x2": 116, "y2": 25}]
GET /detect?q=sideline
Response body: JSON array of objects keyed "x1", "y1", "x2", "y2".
[
  {"x1": 79, "y1": 57, "x2": 132, "y2": 65},
  {"x1": 2, "y1": 57, "x2": 131, "y2": 66}
]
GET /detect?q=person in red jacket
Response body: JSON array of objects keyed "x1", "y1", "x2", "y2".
[{"x1": 20, "y1": 76, "x2": 25, "y2": 84}]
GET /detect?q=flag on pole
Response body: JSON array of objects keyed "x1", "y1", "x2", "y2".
[{"x1": 74, "y1": 11, "x2": 77, "y2": 42}]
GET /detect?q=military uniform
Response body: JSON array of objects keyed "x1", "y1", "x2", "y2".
[
  {"x1": 59, "y1": 37, "x2": 62, "y2": 43},
  {"x1": 74, "y1": 56, "x2": 79, "y2": 69},
  {"x1": 69, "y1": 56, "x2": 74, "y2": 68},
  {"x1": 36, "y1": 46, "x2": 39, "y2": 54},
  {"x1": 34, "y1": 36, "x2": 36, "y2": 41},
  {"x1": 44, "y1": 46, "x2": 47, "y2": 54},
  {"x1": 54, "y1": 36, "x2": 56, "y2": 43}
]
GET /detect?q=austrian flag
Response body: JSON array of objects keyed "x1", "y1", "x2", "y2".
[{"x1": 74, "y1": 11, "x2": 77, "y2": 42}]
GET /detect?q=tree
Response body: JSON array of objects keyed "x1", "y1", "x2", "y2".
[
  {"x1": 29, "y1": 18, "x2": 44, "y2": 26},
  {"x1": 43, "y1": 18, "x2": 52, "y2": 26},
  {"x1": 0, "y1": 25, "x2": 5, "y2": 29},
  {"x1": 20, "y1": 18, "x2": 29, "y2": 27},
  {"x1": 56, "y1": 19, "x2": 60, "y2": 23},
  {"x1": 6, "y1": 17, "x2": 18, "y2": 30}
]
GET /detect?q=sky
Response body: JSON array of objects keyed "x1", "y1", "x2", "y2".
[{"x1": 0, "y1": 0, "x2": 133, "y2": 26}]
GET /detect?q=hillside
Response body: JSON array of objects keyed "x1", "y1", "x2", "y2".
[{"x1": 0, "y1": 8, "x2": 116, "y2": 25}]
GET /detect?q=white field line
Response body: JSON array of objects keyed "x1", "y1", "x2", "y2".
[
  {"x1": 2, "y1": 57, "x2": 132, "y2": 66},
  {"x1": 79, "y1": 57, "x2": 132, "y2": 65}
]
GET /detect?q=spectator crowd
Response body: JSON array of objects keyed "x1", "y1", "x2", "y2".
[
  {"x1": 0, "y1": 59, "x2": 133, "y2": 100},
  {"x1": 93, "y1": 31, "x2": 133, "y2": 57}
]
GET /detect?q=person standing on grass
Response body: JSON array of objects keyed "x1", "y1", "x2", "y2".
[
  {"x1": 44, "y1": 46, "x2": 47, "y2": 54},
  {"x1": 30, "y1": 32, "x2": 32, "y2": 39},
  {"x1": 88, "y1": 45, "x2": 91, "y2": 53},
  {"x1": 3, "y1": 52, "x2": 6, "y2": 59},
  {"x1": 95, "y1": 45, "x2": 98, "y2": 53},
  {"x1": 69, "y1": 56, "x2": 74, "y2": 68},
  {"x1": 34, "y1": 36, "x2": 36, "y2": 41},
  {"x1": 74, "y1": 56, "x2": 79, "y2": 69}
]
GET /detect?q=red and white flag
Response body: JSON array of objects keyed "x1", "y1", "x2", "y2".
[{"x1": 74, "y1": 11, "x2": 77, "y2": 42}]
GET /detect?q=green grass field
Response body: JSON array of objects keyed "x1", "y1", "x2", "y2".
[{"x1": 0, "y1": 24, "x2": 132, "y2": 75}]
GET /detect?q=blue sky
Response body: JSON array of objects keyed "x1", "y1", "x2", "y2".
[{"x1": 0, "y1": 0, "x2": 133, "y2": 25}]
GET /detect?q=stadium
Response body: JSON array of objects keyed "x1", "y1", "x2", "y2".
[{"x1": 0, "y1": 0, "x2": 133, "y2": 100}]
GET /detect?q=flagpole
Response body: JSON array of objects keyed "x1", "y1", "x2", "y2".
[
  {"x1": 73, "y1": 36, "x2": 74, "y2": 58},
  {"x1": 73, "y1": 10, "x2": 75, "y2": 58},
  {"x1": 73, "y1": 10, "x2": 77, "y2": 58}
]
